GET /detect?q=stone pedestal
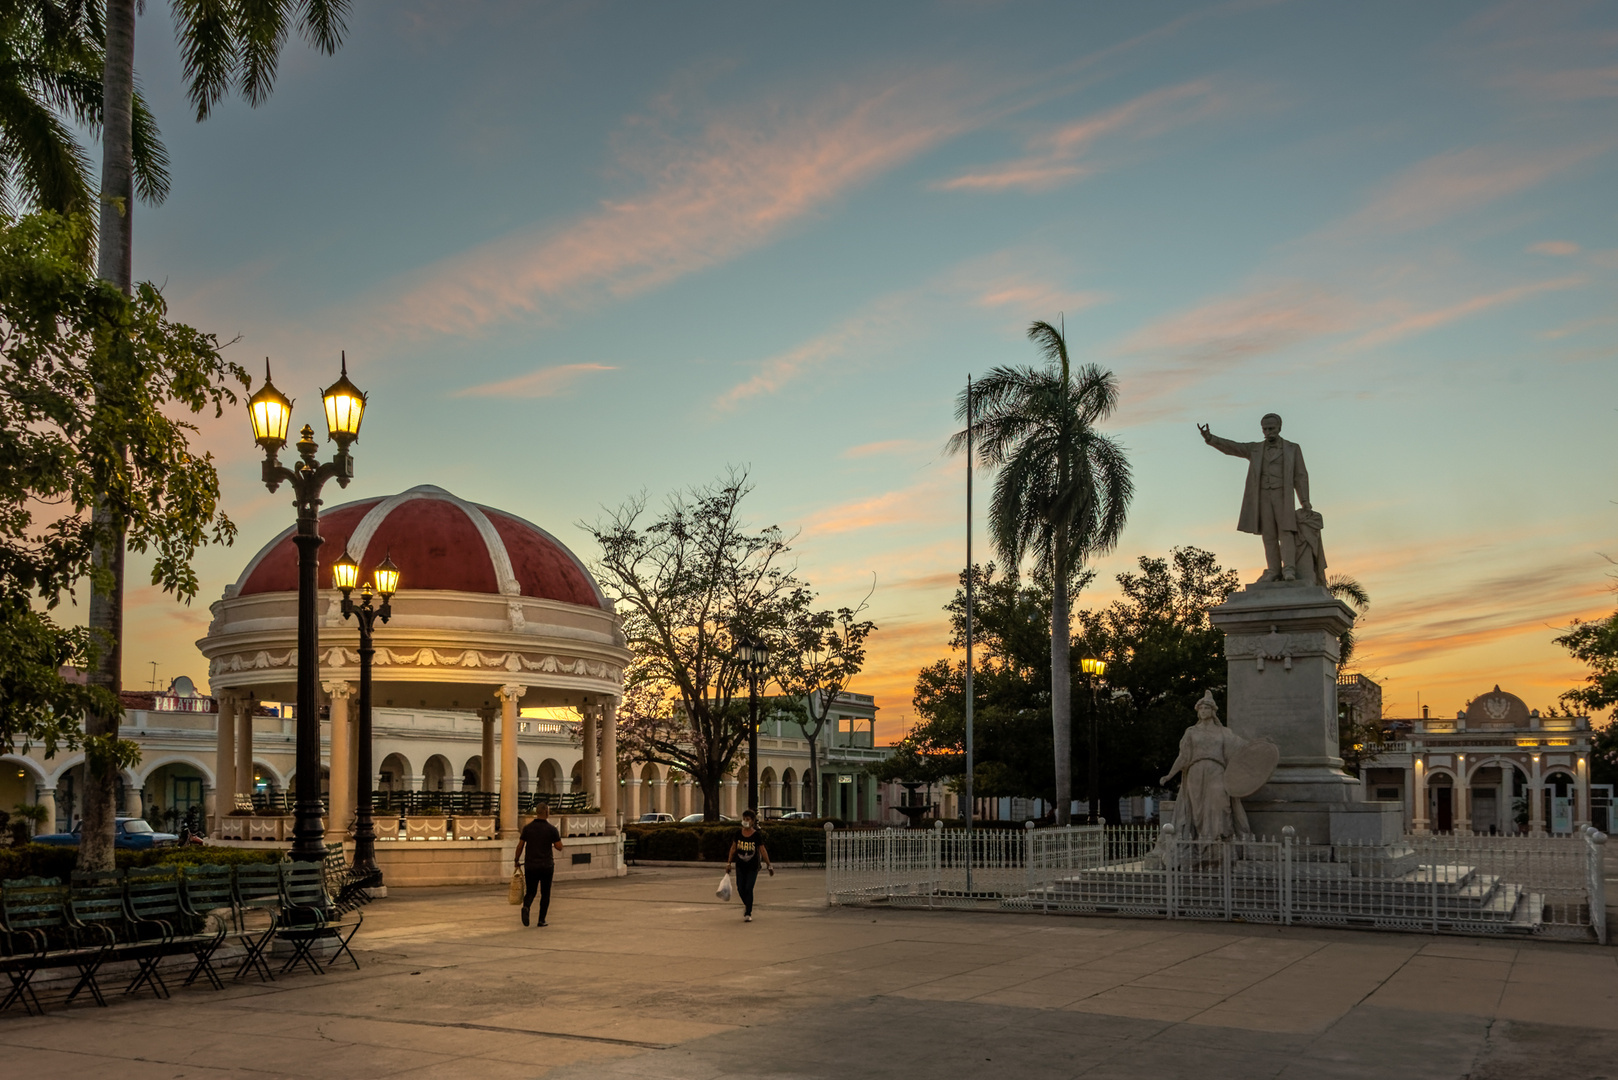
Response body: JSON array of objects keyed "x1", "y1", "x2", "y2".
[{"x1": 1212, "y1": 581, "x2": 1399, "y2": 844}]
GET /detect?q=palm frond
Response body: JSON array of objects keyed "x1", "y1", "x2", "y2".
[
  {"x1": 174, "y1": 0, "x2": 239, "y2": 121},
  {"x1": 1328, "y1": 574, "x2": 1370, "y2": 612}
]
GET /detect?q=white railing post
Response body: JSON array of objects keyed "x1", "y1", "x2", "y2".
[
  {"x1": 1282, "y1": 826, "x2": 1294, "y2": 926},
  {"x1": 1161, "y1": 823, "x2": 1177, "y2": 919},
  {"x1": 1586, "y1": 825, "x2": 1608, "y2": 945},
  {"x1": 823, "y1": 821, "x2": 835, "y2": 905},
  {"x1": 931, "y1": 819, "x2": 943, "y2": 908},
  {"x1": 1024, "y1": 820, "x2": 1036, "y2": 906}
]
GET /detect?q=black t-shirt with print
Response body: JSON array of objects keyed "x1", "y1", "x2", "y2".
[
  {"x1": 733, "y1": 828, "x2": 766, "y2": 863},
  {"x1": 519, "y1": 818, "x2": 562, "y2": 866}
]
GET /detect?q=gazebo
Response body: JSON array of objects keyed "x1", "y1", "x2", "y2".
[{"x1": 198, "y1": 484, "x2": 630, "y2": 881}]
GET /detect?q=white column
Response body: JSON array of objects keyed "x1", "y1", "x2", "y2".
[
  {"x1": 214, "y1": 691, "x2": 237, "y2": 832},
  {"x1": 126, "y1": 785, "x2": 144, "y2": 820},
  {"x1": 497, "y1": 684, "x2": 527, "y2": 837},
  {"x1": 323, "y1": 681, "x2": 354, "y2": 841},
  {"x1": 237, "y1": 695, "x2": 256, "y2": 800},
  {"x1": 625, "y1": 777, "x2": 641, "y2": 821},
  {"x1": 1454, "y1": 757, "x2": 1470, "y2": 835},
  {"x1": 1529, "y1": 755, "x2": 1546, "y2": 836},
  {"x1": 582, "y1": 704, "x2": 599, "y2": 809},
  {"x1": 722, "y1": 778, "x2": 739, "y2": 818},
  {"x1": 1577, "y1": 756, "x2": 1591, "y2": 829},
  {"x1": 38, "y1": 788, "x2": 57, "y2": 834},
  {"x1": 1412, "y1": 758, "x2": 1429, "y2": 834},
  {"x1": 479, "y1": 708, "x2": 496, "y2": 792},
  {"x1": 601, "y1": 699, "x2": 619, "y2": 831},
  {"x1": 651, "y1": 775, "x2": 667, "y2": 815}
]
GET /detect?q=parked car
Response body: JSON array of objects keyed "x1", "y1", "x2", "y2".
[
  {"x1": 679, "y1": 813, "x2": 706, "y2": 824},
  {"x1": 32, "y1": 817, "x2": 180, "y2": 850},
  {"x1": 637, "y1": 812, "x2": 676, "y2": 823},
  {"x1": 779, "y1": 811, "x2": 815, "y2": 820}
]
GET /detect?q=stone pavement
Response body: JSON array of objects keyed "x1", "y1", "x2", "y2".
[{"x1": 4, "y1": 865, "x2": 1618, "y2": 1079}]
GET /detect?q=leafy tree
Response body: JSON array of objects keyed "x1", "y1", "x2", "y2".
[
  {"x1": 1557, "y1": 604, "x2": 1618, "y2": 721},
  {"x1": 0, "y1": 211, "x2": 244, "y2": 839},
  {"x1": 774, "y1": 593, "x2": 876, "y2": 816},
  {"x1": 80, "y1": 0, "x2": 348, "y2": 871},
  {"x1": 0, "y1": 0, "x2": 169, "y2": 223},
  {"x1": 949, "y1": 320, "x2": 1133, "y2": 824},
  {"x1": 586, "y1": 473, "x2": 803, "y2": 820}
]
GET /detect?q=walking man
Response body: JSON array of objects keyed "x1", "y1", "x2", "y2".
[
  {"x1": 514, "y1": 803, "x2": 564, "y2": 927},
  {"x1": 1199, "y1": 413, "x2": 1311, "y2": 583}
]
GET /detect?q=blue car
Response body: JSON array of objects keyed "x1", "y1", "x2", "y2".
[{"x1": 33, "y1": 817, "x2": 180, "y2": 850}]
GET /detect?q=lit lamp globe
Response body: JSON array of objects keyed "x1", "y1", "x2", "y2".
[
  {"x1": 247, "y1": 361, "x2": 293, "y2": 450},
  {"x1": 332, "y1": 547, "x2": 360, "y2": 593},
  {"x1": 372, "y1": 552, "x2": 401, "y2": 598},
  {"x1": 1081, "y1": 656, "x2": 1107, "y2": 678},
  {"x1": 321, "y1": 352, "x2": 367, "y2": 447}
]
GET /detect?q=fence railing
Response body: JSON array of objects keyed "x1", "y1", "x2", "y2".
[{"x1": 827, "y1": 822, "x2": 1608, "y2": 943}]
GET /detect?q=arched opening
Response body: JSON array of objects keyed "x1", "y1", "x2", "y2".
[
  {"x1": 0, "y1": 757, "x2": 48, "y2": 835},
  {"x1": 423, "y1": 754, "x2": 452, "y2": 793},
  {"x1": 802, "y1": 773, "x2": 814, "y2": 815},
  {"x1": 640, "y1": 762, "x2": 661, "y2": 814},
  {"x1": 780, "y1": 769, "x2": 797, "y2": 810},
  {"x1": 144, "y1": 760, "x2": 209, "y2": 834},
  {"x1": 463, "y1": 755, "x2": 484, "y2": 791},
  {"x1": 535, "y1": 759, "x2": 561, "y2": 794},
  {"x1": 571, "y1": 759, "x2": 586, "y2": 794},
  {"x1": 517, "y1": 758, "x2": 530, "y2": 793},
  {"x1": 1545, "y1": 771, "x2": 1577, "y2": 834},
  {"x1": 378, "y1": 752, "x2": 412, "y2": 792},
  {"x1": 1427, "y1": 771, "x2": 1455, "y2": 833},
  {"x1": 760, "y1": 767, "x2": 777, "y2": 809}
]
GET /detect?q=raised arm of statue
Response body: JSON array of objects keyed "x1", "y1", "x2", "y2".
[
  {"x1": 1160, "y1": 730, "x2": 1193, "y2": 786},
  {"x1": 1200, "y1": 426, "x2": 1255, "y2": 459}
]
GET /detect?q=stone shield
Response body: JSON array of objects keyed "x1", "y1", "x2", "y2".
[{"x1": 1222, "y1": 739, "x2": 1280, "y2": 799}]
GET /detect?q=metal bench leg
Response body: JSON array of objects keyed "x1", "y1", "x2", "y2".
[
  {"x1": 183, "y1": 937, "x2": 226, "y2": 990},
  {"x1": 233, "y1": 928, "x2": 276, "y2": 982},
  {"x1": 124, "y1": 952, "x2": 171, "y2": 1000},
  {"x1": 278, "y1": 933, "x2": 325, "y2": 977},
  {"x1": 64, "y1": 956, "x2": 107, "y2": 1007},
  {"x1": 2, "y1": 969, "x2": 43, "y2": 1015},
  {"x1": 327, "y1": 917, "x2": 363, "y2": 971}
]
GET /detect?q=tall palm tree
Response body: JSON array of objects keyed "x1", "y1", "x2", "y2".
[
  {"x1": 949, "y1": 321, "x2": 1133, "y2": 826},
  {"x1": 0, "y1": 0, "x2": 168, "y2": 223},
  {"x1": 79, "y1": 0, "x2": 349, "y2": 872}
]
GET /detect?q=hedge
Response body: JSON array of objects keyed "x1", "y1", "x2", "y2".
[
  {"x1": 0, "y1": 843, "x2": 286, "y2": 882},
  {"x1": 625, "y1": 822, "x2": 837, "y2": 862}
]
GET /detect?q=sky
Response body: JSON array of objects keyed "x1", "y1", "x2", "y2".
[{"x1": 101, "y1": 0, "x2": 1618, "y2": 734}]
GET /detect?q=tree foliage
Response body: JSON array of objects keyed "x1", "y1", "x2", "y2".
[
  {"x1": 773, "y1": 589, "x2": 876, "y2": 816},
  {"x1": 586, "y1": 473, "x2": 803, "y2": 820},
  {"x1": 1557, "y1": 602, "x2": 1618, "y2": 722},
  {"x1": 0, "y1": 210, "x2": 244, "y2": 754}
]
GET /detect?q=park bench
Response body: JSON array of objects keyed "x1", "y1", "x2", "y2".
[
  {"x1": 274, "y1": 863, "x2": 362, "y2": 977},
  {"x1": 176, "y1": 863, "x2": 237, "y2": 988},
  {"x1": 322, "y1": 847, "x2": 375, "y2": 915},
  {"x1": 0, "y1": 877, "x2": 109, "y2": 1015},
  {"x1": 125, "y1": 866, "x2": 227, "y2": 993},
  {"x1": 231, "y1": 863, "x2": 284, "y2": 982}
]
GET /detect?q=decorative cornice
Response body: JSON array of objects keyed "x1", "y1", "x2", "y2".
[{"x1": 208, "y1": 645, "x2": 620, "y2": 685}]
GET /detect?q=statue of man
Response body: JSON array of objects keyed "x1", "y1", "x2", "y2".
[{"x1": 1198, "y1": 413, "x2": 1311, "y2": 583}]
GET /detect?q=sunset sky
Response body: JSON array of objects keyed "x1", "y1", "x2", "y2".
[{"x1": 107, "y1": 1, "x2": 1617, "y2": 734}]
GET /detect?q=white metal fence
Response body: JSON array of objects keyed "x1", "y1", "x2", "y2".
[{"x1": 826, "y1": 822, "x2": 1608, "y2": 943}]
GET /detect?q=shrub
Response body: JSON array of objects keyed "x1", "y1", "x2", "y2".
[
  {"x1": 0, "y1": 842, "x2": 286, "y2": 882},
  {"x1": 637, "y1": 828, "x2": 700, "y2": 861}
]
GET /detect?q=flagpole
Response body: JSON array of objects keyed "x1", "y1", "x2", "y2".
[{"x1": 964, "y1": 373, "x2": 974, "y2": 898}]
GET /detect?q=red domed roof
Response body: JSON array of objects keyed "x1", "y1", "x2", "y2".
[{"x1": 235, "y1": 485, "x2": 607, "y2": 608}]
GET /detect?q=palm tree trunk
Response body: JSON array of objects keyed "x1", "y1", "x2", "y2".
[
  {"x1": 1050, "y1": 532, "x2": 1072, "y2": 826},
  {"x1": 80, "y1": 0, "x2": 136, "y2": 874}
]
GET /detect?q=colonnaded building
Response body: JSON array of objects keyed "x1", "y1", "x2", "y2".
[{"x1": 0, "y1": 486, "x2": 887, "y2": 849}]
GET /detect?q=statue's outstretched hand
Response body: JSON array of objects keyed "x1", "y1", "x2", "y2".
[{"x1": 1197, "y1": 423, "x2": 1212, "y2": 444}]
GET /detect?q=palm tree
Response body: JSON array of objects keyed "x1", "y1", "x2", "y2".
[
  {"x1": 1328, "y1": 573, "x2": 1369, "y2": 668},
  {"x1": 949, "y1": 320, "x2": 1133, "y2": 825},
  {"x1": 0, "y1": 0, "x2": 169, "y2": 223},
  {"x1": 79, "y1": 0, "x2": 349, "y2": 872}
]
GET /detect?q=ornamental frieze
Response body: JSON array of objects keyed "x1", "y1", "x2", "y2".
[{"x1": 208, "y1": 647, "x2": 619, "y2": 683}]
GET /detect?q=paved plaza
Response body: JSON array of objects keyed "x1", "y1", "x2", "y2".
[{"x1": 4, "y1": 866, "x2": 1618, "y2": 1078}]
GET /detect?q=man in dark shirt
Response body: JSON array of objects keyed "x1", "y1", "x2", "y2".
[{"x1": 514, "y1": 803, "x2": 564, "y2": 927}]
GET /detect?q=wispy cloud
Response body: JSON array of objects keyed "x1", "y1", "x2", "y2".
[
  {"x1": 379, "y1": 71, "x2": 977, "y2": 339},
  {"x1": 1347, "y1": 276, "x2": 1583, "y2": 349},
  {"x1": 1122, "y1": 284, "x2": 1357, "y2": 361},
  {"x1": 1334, "y1": 142, "x2": 1607, "y2": 235},
  {"x1": 1528, "y1": 240, "x2": 1580, "y2": 256},
  {"x1": 934, "y1": 80, "x2": 1220, "y2": 193},
  {"x1": 843, "y1": 439, "x2": 929, "y2": 459},
  {"x1": 454, "y1": 363, "x2": 615, "y2": 398},
  {"x1": 808, "y1": 476, "x2": 952, "y2": 536}
]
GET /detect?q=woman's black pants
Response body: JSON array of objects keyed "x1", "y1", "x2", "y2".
[{"x1": 735, "y1": 861, "x2": 760, "y2": 915}]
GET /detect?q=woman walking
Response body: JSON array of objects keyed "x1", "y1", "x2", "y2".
[{"x1": 725, "y1": 809, "x2": 774, "y2": 922}]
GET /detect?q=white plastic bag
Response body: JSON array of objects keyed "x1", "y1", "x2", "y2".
[{"x1": 716, "y1": 872, "x2": 733, "y2": 902}]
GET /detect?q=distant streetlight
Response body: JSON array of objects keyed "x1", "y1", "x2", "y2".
[
  {"x1": 333, "y1": 547, "x2": 399, "y2": 883},
  {"x1": 248, "y1": 354, "x2": 367, "y2": 863},
  {"x1": 1081, "y1": 652, "x2": 1108, "y2": 826},
  {"x1": 736, "y1": 636, "x2": 772, "y2": 812}
]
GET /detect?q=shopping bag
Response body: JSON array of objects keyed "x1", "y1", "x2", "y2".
[
  {"x1": 716, "y1": 872, "x2": 733, "y2": 902},
  {"x1": 508, "y1": 869, "x2": 524, "y2": 905}
]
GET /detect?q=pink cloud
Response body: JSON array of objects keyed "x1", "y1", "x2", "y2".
[
  {"x1": 1348, "y1": 276, "x2": 1583, "y2": 349},
  {"x1": 453, "y1": 363, "x2": 615, "y2": 398},
  {"x1": 378, "y1": 72, "x2": 974, "y2": 338},
  {"x1": 843, "y1": 439, "x2": 928, "y2": 459},
  {"x1": 1122, "y1": 284, "x2": 1357, "y2": 361},
  {"x1": 1336, "y1": 143, "x2": 1606, "y2": 235},
  {"x1": 1528, "y1": 240, "x2": 1581, "y2": 256},
  {"x1": 933, "y1": 79, "x2": 1220, "y2": 194}
]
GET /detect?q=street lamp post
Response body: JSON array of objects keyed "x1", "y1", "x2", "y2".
[
  {"x1": 247, "y1": 355, "x2": 367, "y2": 863},
  {"x1": 736, "y1": 637, "x2": 771, "y2": 813},
  {"x1": 1080, "y1": 653, "x2": 1108, "y2": 826},
  {"x1": 332, "y1": 547, "x2": 399, "y2": 884}
]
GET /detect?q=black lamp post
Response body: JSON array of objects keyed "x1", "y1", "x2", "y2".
[
  {"x1": 332, "y1": 547, "x2": 399, "y2": 884},
  {"x1": 736, "y1": 636, "x2": 771, "y2": 812},
  {"x1": 247, "y1": 354, "x2": 367, "y2": 863},
  {"x1": 1080, "y1": 652, "x2": 1108, "y2": 826}
]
